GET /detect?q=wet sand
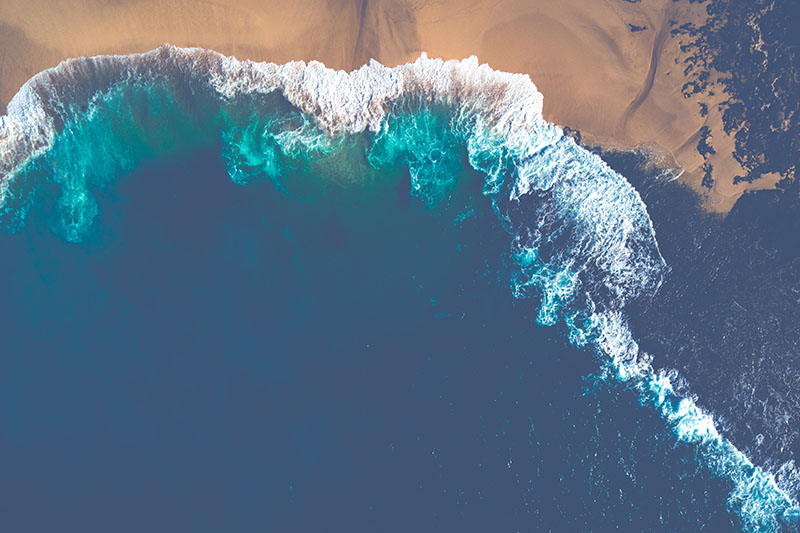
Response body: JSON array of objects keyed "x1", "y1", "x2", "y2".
[{"x1": 0, "y1": 0, "x2": 778, "y2": 211}]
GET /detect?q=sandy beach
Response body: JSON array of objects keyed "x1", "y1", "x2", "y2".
[{"x1": 0, "y1": 0, "x2": 778, "y2": 211}]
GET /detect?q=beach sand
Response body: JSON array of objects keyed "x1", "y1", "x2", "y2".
[{"x1": 0, "y1": 0, "x2": 778, "y2": 211}]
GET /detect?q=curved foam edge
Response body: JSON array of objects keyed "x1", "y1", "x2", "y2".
[
  {"x1": 0, "y1": 44, "x2": 543, "y2": 198},
  {"x1": 597, "y1": 311, "x2": 800, "y2": 530},
  {"x1": 0, "y1": 44, "x2": 797, "y2": 530}
]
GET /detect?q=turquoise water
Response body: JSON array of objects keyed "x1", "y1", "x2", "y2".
[{"x1": 0, "y1": 67, "x2": 797, "y2": 530}]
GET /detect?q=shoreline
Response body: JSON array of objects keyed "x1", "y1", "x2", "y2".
[
  {"x1": 0, "y1": 0, "x2": 781, "y2": 211},
  {"x1": 1, "y1": 45, "x2": 797, "y2": 527}
]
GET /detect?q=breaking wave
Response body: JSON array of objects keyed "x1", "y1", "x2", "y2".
[{"x1": 0, "y1": 45, "x2": 797, "y2": 530}]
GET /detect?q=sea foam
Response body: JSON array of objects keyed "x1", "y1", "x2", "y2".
[{"x1": 0, "y1": 44, "x2": 797, "y2": 530}]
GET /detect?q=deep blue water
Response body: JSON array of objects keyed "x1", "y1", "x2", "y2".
[{"x1": 0, "y1": 145, "x2": 744, "y2": 531}]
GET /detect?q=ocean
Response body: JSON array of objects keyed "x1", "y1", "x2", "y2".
[{"x1": 0, "y1": 46, "x2": 797, "y2": 531}]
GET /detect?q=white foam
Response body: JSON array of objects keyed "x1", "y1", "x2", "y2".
[
  {"x1": 0, "y1": 44, "x2": 795, "y2": 529},
  {"x1": 596, "y1": 311, "x2": 800, "y2": 530}
]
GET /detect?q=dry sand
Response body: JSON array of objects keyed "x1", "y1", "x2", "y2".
[{"x1": 0, "y1": 0, "x2": 778, "y2": 212}]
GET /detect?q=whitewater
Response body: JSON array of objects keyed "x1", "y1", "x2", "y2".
[{"x1": 0, "y1": 44, "x2": 797, "y2": 531}]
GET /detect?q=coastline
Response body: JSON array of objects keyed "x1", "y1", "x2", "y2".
[
  {"x1": 0, "y1": 40, "x2": 797, "y2": 529},
  {"x1": 0, "y1": 0, "x2": 782, "y2": 212}
]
